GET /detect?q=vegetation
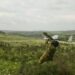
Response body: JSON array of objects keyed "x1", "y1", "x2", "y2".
[
  {"x1": 0, "y1": 32, "x2": 75, "y2": 75},
  {"x1": 3, "y1": 30, "x2": 75, "y2": 40}
]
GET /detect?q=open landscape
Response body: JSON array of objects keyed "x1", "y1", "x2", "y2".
[
  {"x1": 0, "y1": 0, "x2": 75, "y2": 75},
  {"x1": 0, "y1": 30, "x2": 75, "y2": 75}
]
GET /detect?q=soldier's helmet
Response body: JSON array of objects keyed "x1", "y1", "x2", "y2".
[{"x1": 51, "y1": 40, "x2": 59, "y2": 47}]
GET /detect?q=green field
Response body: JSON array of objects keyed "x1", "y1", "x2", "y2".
[{"x1": 0, "y1": 34, "x2": 75, "y2": 75}]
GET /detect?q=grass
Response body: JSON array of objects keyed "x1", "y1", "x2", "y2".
[{"x1": 0, "y1": 34, "x2": 75, "y2": 75}]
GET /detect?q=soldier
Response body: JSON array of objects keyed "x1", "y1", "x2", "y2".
[{"x1": 39, "y1": 32, "x2": 59, "y2": 64}]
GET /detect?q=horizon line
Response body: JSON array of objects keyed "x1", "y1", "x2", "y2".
[{"x1": 0, "y1": 29, "x2": 75, "y2": 32}]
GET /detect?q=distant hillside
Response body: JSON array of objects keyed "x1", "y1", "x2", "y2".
[
  {"x1": 1, "y1": 30, "x2": 75, "y2": 39},
  {"x1": 0, "y1": 31, "x2": 6, "y2": 34},
  {"x1": 4, "y1": 30, "x2": 75, "y2": 34}
]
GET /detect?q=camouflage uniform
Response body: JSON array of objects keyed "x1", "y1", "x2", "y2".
[{"x1": 39, "y1": 40, "x2": 59, "y2": 64}]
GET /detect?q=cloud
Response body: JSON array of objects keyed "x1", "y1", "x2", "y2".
[
  {"x1": 0, "y1": 0, "x2": 75, "y2": 31},
  {"x1": 0, "y1": 12, "x2": 15, "y2": 17}
]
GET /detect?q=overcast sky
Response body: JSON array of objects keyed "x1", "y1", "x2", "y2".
[{"x1": 0, "y1": 0, "x2": 75, "y2": 31}]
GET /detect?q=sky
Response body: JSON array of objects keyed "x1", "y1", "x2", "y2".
[{"x1": 0, "y1": 0, "x2": 75, "y2": 31}]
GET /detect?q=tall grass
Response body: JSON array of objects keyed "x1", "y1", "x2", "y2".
[{"x1": 0, "y1": 35, "x2": 75, "y2": 75}]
